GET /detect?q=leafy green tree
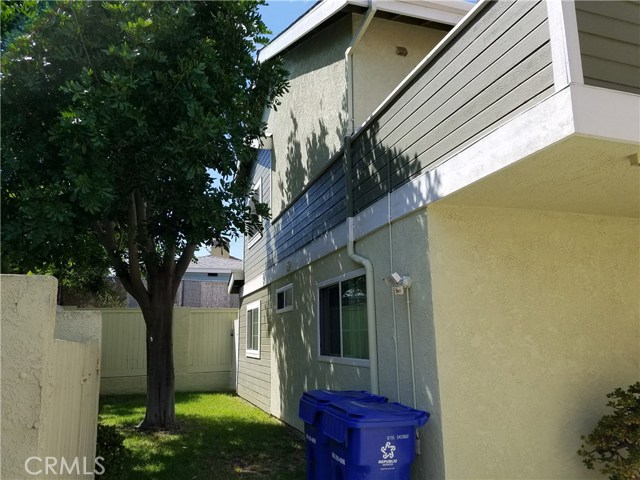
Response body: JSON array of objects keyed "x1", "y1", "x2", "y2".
[
  {"x1": 578, "y1": 382, "x2": 640, "y2": 480},
  {"x1": 1, "y1": 1, "x2": 287, "y2": 428}
]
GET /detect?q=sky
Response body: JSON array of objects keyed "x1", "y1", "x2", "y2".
[{"x1": 197, "y1": 1, "x2": 315, "y2": 260}]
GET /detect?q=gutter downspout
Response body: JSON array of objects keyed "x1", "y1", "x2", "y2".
[
  {"x1": 345, "y1": 136, "x2": 379, "y2": 395},
  {"x1": 345, "y1": 0, "x2": 377, "y2": 134}
]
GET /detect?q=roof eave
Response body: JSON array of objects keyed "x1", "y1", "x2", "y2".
[{"x1": 258, "y1": 0, "x2": 473, "y2": 63}]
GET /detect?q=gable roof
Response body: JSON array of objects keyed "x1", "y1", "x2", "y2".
[
  {"x1": 187, "y1": 255, "x2": 243, "y2": 274},
  {"x1": 258, "y1": 0, "x2": 474, "y2": 63}
]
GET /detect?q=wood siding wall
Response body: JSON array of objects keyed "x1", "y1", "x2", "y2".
[
  {"x1": 245, "y1": 151, "x2": 347, "y2": 280},
  {"x1": 350, "y1": 0, "x2": 553, "y2": 212},
  {"x1": 575, "y1": 1, "x2": 640, "y2": 94},
  {"x1": 237, "y1": 290, "x2": 272, "y2": 413},
  {"x1": 245, "y1": 149, "x2": 273, "y2": 281}
]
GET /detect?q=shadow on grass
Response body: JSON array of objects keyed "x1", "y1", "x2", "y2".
[{"x1": 99, "y1": 392, "x2": 305, "y2": 480}]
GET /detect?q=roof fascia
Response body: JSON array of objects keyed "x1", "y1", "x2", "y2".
[
  {"x1": 258, "y1": 0, "x2": 349, "y2": 63},
  {"x1": 258, "y1": 0, "x2": 473, "y2": 63}
]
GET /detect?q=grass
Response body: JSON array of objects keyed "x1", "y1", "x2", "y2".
[{"x1": 99, "y1": 392, "x2": 306, "y2": 480}]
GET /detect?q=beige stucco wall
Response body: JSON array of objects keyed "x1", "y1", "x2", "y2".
[
  {"x1": 268, "y1": 16, "x2": 351, "y2": 218},
  {"x1": 350, "y1": 210, "x2": 446, "y2": 480},
  {"x1": 427, "y1": 205, "x2": 640, "y2": 479},
  {"x1": 1, "y1": 275, "x2": 58, "y2": 479},
  {"x1": 1, "y1": 275, "x2": 102, "y2": 479},
  {"x1": 353, "y1": 16, "x2": 447, "y2": 128}
]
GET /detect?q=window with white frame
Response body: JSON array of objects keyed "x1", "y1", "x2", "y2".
[
  {"x1": 246, "y1": 300, "x2": 260, "y2": 358},
  {"x1": 246, "y1": 177, "x2": 262, "y2": 249},
  {"x1": 318, "y1": 272, "x2": 368, "y2": 360},
  {"x1": 275, "y1": 284, "x2": 293, "y2": 313}
]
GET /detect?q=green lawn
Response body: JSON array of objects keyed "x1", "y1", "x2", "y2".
[{"x1": 99, "y1": 392, "x2": 306, "y2": 480}]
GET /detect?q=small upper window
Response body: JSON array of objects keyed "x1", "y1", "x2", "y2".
[
  {"x1": 247, "y1": 177, "x2": 262, "y2": 249},
  {"x1": 275, "y1": 284, "x2": 293, "y2": 313}
]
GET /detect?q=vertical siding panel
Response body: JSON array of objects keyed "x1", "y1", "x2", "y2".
[{"x1": 99, "y1": 308, "x2": 235, "y2": 393}]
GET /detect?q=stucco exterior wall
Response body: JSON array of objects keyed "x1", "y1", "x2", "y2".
[
  {"x1": 352, "y1": 16, "x2": 447, "y2": 128},
  {"x1": 268, "y1": 16, "x2": 351, "y2": 218},
  {"x1": 267, "y1": 210, "x2": 446, "y2": 479},
  {"x1": 269, "y1": 249, "x2": 372, "y2": 427},
  {"x1": 427, "y1": 205, "x2": 640, "y2": 479},
  {"x1": 349, "y1": 210, "x2": 445, "y2": 480}
]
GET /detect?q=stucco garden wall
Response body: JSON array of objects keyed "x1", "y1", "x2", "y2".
[
  {"x1": 1, "y1": 275, "x2": 102, "y2": 479},
  {"x1": 427, "y1": 205, "x2": 639, "y2": 479}
]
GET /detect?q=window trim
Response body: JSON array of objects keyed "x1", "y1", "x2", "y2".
[
  {"x1": 245, "y1": 300, "x2": 261, "y2": 359},
  {"x1": 316, "y1": 269, "x2": 369, "y2": 365},
  {"x1": 275, "y1": 283, "x2": 294, "y2": 313},
  {"x1": 246, "y1": 177, "x2": 263, "y2": 249}
]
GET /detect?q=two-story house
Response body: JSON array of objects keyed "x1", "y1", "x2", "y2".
[{"x1": 231, "y1": 1, "x2": 639, "y2": 478}]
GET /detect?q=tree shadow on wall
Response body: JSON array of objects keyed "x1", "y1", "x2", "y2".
[
  {"x1": 269, "y1": 114, "x2": 446, "y2": 477},
  {"x1": 276, "y1": 93, "x2": 348, "y2": 214}
]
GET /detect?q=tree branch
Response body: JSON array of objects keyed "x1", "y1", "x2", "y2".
[
  {"x1": 128, "y1": 192, "x2": 142, "y2": 284},
  {"x1": 95, "y1": 219, "x2": 149, "y2": 309},
  {"x1": 134, "y1": 191, "x2": 158, "y2": 275},
  {"x1": 172, "y1": 242, "x2": 196, "y2": 299}
]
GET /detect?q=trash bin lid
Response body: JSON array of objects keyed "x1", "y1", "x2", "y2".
[
  {"x1": 324, "y1": 400, "x2": 429, "y2": 440},
  {"x1": 299, "y1": 390, "x2": 387, "y2": 425}
]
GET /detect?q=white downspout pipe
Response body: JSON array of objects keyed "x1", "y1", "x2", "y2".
[
  {"x1": 347, "y1": 217, "x2": 379, "y2": 395},
  {"x1": 344, "y1": 1, "x2": 378, "y2": 394},
  {"x1": 345, "y1": 0, "x2": 377, "y2": 134},
  {"x1": 345, "y1": 132, "x2": 379, "y2": 395}
]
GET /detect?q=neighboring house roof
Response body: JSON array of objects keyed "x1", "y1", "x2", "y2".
[
  {"x1": 258, "y1": 0, "x2": 474, "y2": 62},
  {"x1": 187, "y1": 255, "x2": 243, "y2": 275}
]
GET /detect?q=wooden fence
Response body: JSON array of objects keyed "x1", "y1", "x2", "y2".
[{"x1": 99, "y1": 307, "x2": 237, "y2": 395}]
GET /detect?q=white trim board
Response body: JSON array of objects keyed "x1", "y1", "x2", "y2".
[
  {"x1": 546, "y1": 0, "x2": 584, "y2": 91},
  {"x1": 258, "y1": 0, "x2": 472, "y2": 63}
]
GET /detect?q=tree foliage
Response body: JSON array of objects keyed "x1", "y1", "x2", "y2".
[
  {"x1": 1, "y1": 0, "x2": 288, "y2": 427},
  {"x1": 578, "y1": 382, "x2": 640, "y2": 480}
]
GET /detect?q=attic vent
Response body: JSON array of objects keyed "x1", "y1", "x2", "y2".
[{"x1": 396, "y1": 46, "x2": 408, "y2": 57}]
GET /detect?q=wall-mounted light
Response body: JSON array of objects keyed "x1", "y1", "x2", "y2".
[{"x1": 383, "y1": 273, "x2": 412, "y2": 295}]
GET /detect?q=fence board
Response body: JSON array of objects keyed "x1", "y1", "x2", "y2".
[{"x1": 99, "y1": 307, "x2": 236, "y2": 394}]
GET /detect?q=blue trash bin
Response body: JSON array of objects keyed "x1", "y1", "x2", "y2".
[
  {"x1": 323, "y1": 400, "x2": 429, "y2": 479},
  {"x1": 299, "y1": 390, "x2": 387, "y2": 480}
]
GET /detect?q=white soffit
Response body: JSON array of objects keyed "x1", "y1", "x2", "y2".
[{"x1": 258, "y1": 0, "x2": 473, "y2": 63}]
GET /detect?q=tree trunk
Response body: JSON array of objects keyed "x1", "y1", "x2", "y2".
[{"x1": 139, "y1": 298, "x2": 176, "y2": 429}]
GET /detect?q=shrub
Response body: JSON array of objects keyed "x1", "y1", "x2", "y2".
[
  {"x1": 577, "y1": 382, "x2": 640, "y2": 480},
  {"x1": 96, "y1": 423, "x2": 129, "y2": 479}
]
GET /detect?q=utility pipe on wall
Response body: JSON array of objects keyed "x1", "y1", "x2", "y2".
[
  {"x1": 345, "y1": 136, "x2": 379, "y2": 395},
  {"x1": 345, "y1": 0, "x2": 377, "y2": 134},
  {"x1": 347, "y1": 217, "x2": 379, "y2": 395}
]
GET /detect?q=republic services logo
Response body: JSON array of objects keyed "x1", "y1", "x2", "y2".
[{"x1": 380, "y1": 442, "x2": 396, "y2": 460}]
